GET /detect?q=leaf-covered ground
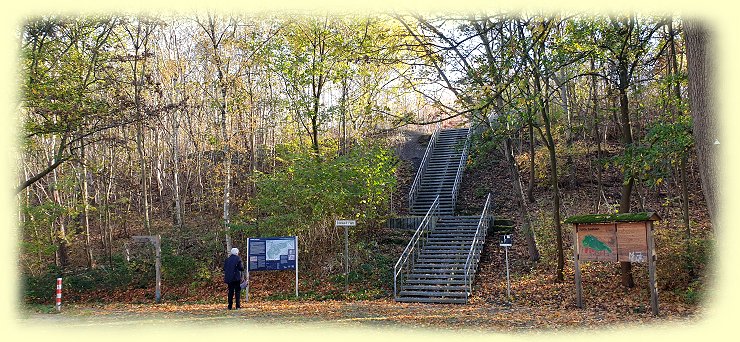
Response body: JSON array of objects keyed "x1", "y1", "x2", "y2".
[{"x1": 23, "y1": 298, "x2": 701, "y2": 332}]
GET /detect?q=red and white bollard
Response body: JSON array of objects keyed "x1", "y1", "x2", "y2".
[{"x1": 55, "y1": 278, "x2": 62, "y2": 312}]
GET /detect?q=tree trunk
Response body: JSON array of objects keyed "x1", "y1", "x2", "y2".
[
  {"x1": 136, "y1": 121, "x2": 151, "y2": 235},
  {"x1": 491, "y1": 80, "x2": 541, "y2": 261},
  {"x1": 172, "y1": 108, "x2": 183, "y2": 230},
  {"x1": 340, "y1": 77, "x2": 348, "y2": 156},
  {"x1": 668, "y1": 19, "x2": 694, "y2": 278},
  {"x1": 79, "y1": 138, "x2": 94, "y2": 269},
  {"x1": 51, "y1": 168, "x2": 68, "y2": 268},
  {"x1": 527, "y1": 116, "x2": 536, "y2": 203},
  {"x1": 311, "y1": 97, "x2": 321, "y2": 157},
  {"x1": 556, "y1": 71, "x2": 576, "y2": 188},
  {"x1": 590, "y1": 57, "x2": 605, "y2": 212},
  {"x1": 685, "y1": 20, "x2": 719, "y2": 227},
  {"x1": 503, "y1": 136, "x2": 540, "y2": 261},
  {"x1": 541, "y1": 98, "x2": 564, "y2": 282},
  {"x1": 106, "y1": 144, "x2": 115, "y2": 266},
  {"x1": 534, "y1": 64, "x2": 564, "y2": 281},
  {"x1": 617, "y1": 60, "x2": 635, "y2": 288},
  {"x1": 218, "y1": 68, "x2": 232, "y2": 254}
]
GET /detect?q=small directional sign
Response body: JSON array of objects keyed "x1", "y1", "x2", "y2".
[
  {"x1": 499, "y1": 234, "x2": 513, "y2": 247},
  {"x1": 335, "y1": 220, "x2": 356, "y2": 227}
]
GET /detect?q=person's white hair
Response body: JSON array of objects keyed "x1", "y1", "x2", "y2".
[{"x1": 230, "y1": 247, "x2": 239, "y2": 256}]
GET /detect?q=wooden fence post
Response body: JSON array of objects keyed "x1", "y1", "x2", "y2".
[
  {"x1": 647, "y1": 222, "x2": 659, "y2": 316},
  {"x1": 573, "y1": 225, "x2": 583, "y2": 309}
]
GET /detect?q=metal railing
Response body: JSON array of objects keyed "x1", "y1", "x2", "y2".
[
  {"x1": 463, "y1": 193, "x2": 492, "y2": 303},
  {"x1": 451, "y1": 126, "x2": 472, "y2": 211},
  {"x1": 394, "y1": 195, "x2": 440, "y2": 300},
  {"x1": 409, "y1": 123, "x2": 441, "y2": 209}
]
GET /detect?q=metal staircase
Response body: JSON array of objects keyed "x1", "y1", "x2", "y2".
[
  {"x1": 395, "y1": 126, "x2": 492, "y2": 304},
  {"x1": 409, "y1": 128, "x2": 470, "y2": 216}
]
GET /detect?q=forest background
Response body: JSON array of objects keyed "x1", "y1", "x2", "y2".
[{"x1": 6, "y1": 0, "x2": 732, "y2": 336}]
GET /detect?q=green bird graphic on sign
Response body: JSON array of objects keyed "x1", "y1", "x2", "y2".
[{"x1": 582, "y1": 235, "x2": 612, "y2": 253}]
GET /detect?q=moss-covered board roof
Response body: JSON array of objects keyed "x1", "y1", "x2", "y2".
[{"x1": 563, "y1": 212, "x2": 660, "y2": 224}]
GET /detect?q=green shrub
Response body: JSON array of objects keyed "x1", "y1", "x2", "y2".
[
  {"x1": 22, "y1": 265, "x2": 61, "y2": 303},
  {"x1": 22, "y1": 255, "x2": 137, "y2": 303},
  {"x1": 240, "y1": 143, "x2": 397, "y2": 271}
]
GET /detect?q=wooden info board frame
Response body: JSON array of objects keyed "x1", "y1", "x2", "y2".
[{"x1": 566, "y1": 212, "x2": 660, "y2": 316}]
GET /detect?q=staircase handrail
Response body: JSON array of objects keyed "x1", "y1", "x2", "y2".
[
  {"x1": 451, "y1": 126, "x2": 472, "y2": 211},
  {"x1": 463, "y1": 193, "x2": 492, "y2": 302},
  {"x1": 409, "y1": 123, "x2": 441, "y2": 209},
  {"x1": 394, "y1": 195, "x2": 440, "y2": 300}
]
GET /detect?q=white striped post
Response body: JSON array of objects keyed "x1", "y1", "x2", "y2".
[{"x1": 55, "y1": 278, "x2": 62, "y2": 312}]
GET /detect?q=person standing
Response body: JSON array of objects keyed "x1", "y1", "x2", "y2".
[{"x1": 223, "y1": 247, "x2": 244, "y2": 310}]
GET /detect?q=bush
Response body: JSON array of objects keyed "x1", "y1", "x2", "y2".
[
  {"x1": 22, "y1": 265, "x2": 61, "y2": 303},
  {"x1": 160, "y1": 236, "x2": 199, "y2": 284},
  {"x1": 240, "y1": 143, "x2": 397, "y2": 271},
  {"x1": 22, "y1": 255, "x2": 137, "y2": 303},
  {"x1": 655, "y1": 225, "x2": 714, "y2": 295}
]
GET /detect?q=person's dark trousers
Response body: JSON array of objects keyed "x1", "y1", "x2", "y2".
[{"x1": 227, "y1": 281, "x2": 241, "y2": 309}]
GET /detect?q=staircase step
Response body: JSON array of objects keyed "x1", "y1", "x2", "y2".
[
  {"x1": 413, "y1": 263, "x2": 467, "y2": 268},
  {"x1": 422, "y1": 244, "x2": 472, "y2": 249},
  {"x1": 415, "y1": 261, "x2": 468, "y2": 266},
  {"x1": 416, "y1": 256, "x2": 468, "y2": 261},
  {"x1": 417, "y1": 252, "x2": 469, "y2": 257},
  {"x1": 424, "y1": 244, "x2": 470, "y2": 247},
  {"x1": 395, "y1": 296, "x2": 467, "y2": 304},
  {"x1": 398, "y1": 290, "x2": 467, "y2": 298},
  {"x1": 432, "y1": 227, "x2": 479, "y2": 230},
  {"x1": 433, "y1": 224, "x2": 479, "y2": 228},
  {"x1": 416, "y1": 254, "x2": 476, "y2": 261},
  {"x1": 411, "y1": 268, "x2": 466, "y2": 274},
  {"x1": 404, "y1": 280, "x2": 467, "y2": 286},
  {"x1": 406, "y1": 273, "x2": 466, "y2": 279},
  {"x1": 425, "y1": 239, "x2": 476, "y2": 243},
  {"x1": 401, "y1": 284, "x2": 467, "y2": 291},
  {"x1": 430, "y1": 231, "x2": 478, "y2": 234}
]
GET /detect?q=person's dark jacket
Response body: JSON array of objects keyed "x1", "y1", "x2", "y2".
[{"x1": 223, "y1": 254, "x2": 244, "y2": 284}]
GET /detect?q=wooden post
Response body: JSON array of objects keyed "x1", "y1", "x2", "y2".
[
  {"x1": 573, "y1": 225, "x2": 583, "y2": 308},
  {"x1": 344, "y1": 225, "x2": 349, "y2": 293},
  {"x1": 132, "y1": 235, "x2": 162, "y2": 304},
  {"x1": 154, "y1": 235, "x2": 161, "y2": 304},
  {"x1": 647, "y1": 221, "x2": 659, "y2": 316}
]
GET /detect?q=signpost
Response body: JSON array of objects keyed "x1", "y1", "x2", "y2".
[
  {"x1": 499, "y1": 234, "x2": 513, "y2": 302},
  {"x1": 335, "y1": 219, "x2": 356, "y2": 293},
  {"x1": 131, "y1": 235, "x2": 161, "y2": 303},
  {"x1": 246, "y1": 236, "x2": 299, "y2": 300},
  {"x1": 566, "y1": 212, "x2": 660, "y2": 316}
]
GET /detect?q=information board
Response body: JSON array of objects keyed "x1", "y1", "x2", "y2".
[
  {"x1": 248, "y1": 236, "x2": 297, "y2": 271},
  {"x1": 576, "y1": 224, "x2": 617, "y2": 262},
  {"x1": 616, "y1": 222, "x2": 649, "y2": 262}
]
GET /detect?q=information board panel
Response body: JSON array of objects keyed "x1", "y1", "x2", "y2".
[
  {"x1": 248, "y1": 236, "x2": 297, "y2": 271},
  {"x1": 616, "y1": 222, "x2": 649, "y2": 263},
  {"x1": 576, "y1": 224, "x2": 617, "y2": 261}
]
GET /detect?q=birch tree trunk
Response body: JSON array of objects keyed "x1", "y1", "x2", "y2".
[{"x1": 79, "y1": 137, "x2": 94, "y2": 269}]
